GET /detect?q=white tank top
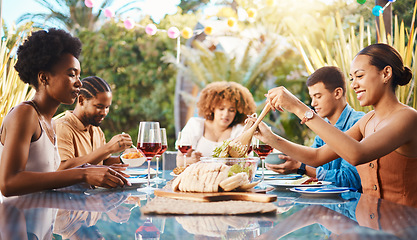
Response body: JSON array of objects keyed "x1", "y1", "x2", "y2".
[
  {"x1": 0, "y1": 105, "x2": 61, "y2": 198},
  {"x1": 0, "y1": 123, "x2": 60, "y2": 172}
]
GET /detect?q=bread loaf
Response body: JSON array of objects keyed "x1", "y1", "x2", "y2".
[{"x1": 172, "y1": 162, "x2": 255, "y2": 192}]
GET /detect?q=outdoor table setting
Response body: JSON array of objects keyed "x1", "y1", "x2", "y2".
[
  {"x1": 2, "y1": 119, "x2": 417, "y2": 239},
  {"x1": 1, "y1": 168, "x2": 417, "y2": 239}
]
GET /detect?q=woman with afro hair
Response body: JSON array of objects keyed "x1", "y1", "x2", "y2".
[
  {"x1": 176, "y1": 81, "x2": 256, "y2": 167},
  {"x1": 0, "y1": 29, "x2": 131, "y2": 197}
]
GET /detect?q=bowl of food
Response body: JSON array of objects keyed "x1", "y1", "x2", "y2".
[
  {"x1": 120, "y1": 151, "x2": 146, "y2": 167},
  {"x1": 200, "y1": 157, "x2": 259, "y2": 182},
  {"x1": 265, "y1": 152, "x2": 286, "y2": 165}
]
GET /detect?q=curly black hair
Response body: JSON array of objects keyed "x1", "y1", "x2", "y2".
[{"x1": 14, "y1": 28, "x2": 82, "y2": 89}]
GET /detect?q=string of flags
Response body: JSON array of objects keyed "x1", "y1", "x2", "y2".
[
  {"x1": 83, "y1": 0, "x2": 263, "y2": 63},
  {"x1": 84, "y1": 0, "x2": 259, "y2": 39},
  {"x1": 84, "y1": 0, "x2": 397, "y2": 62}
]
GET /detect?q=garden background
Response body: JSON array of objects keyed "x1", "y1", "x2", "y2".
[{"x1": 1, "y1": 0, "x2": 416, "y2": 150}]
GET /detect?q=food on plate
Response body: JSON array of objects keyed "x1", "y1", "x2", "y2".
[
  {"x1": 122, "y1": 151, "x2": 144, "y2": 159},
  {"x1": 172, "y1": 162, "x2": 256, "y2": 192},
  {"x1": 173, "y1": 166, "x2": 187, "y2": 175},
  {"x1": 301, "y1": 177, "x2": 322, "y2": 185},
  {"x1": 290, "y1": 176, "x2": 322, "y2": 185},
  {"x1": 212, "y1": 140, "x2": 248, "y2": 158},
  {"x1": 219, "y1": 172, "x2": 248, "y2": 191},
  {"x1": 228, "y1": 164, "x2": 251, "y2": 178},
  {"x1": 120, "y1": 150, "x2": 146, "y2": 167}
]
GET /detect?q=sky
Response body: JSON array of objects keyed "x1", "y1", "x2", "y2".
[{"x1": 1, "y1": 0, "x2": 180, "y2": 29}]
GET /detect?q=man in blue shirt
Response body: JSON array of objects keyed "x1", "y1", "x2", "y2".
[{"x1": 266, "y1": 66, "x2": 364, "y2": 190}]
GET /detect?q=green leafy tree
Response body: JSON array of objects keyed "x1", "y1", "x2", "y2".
[
  {"x1": 72, "y1": 11, "x2": 198, "y2": 149},
  {"x1": 179, "y1": 0, "x2": 211, "y2": 13}
]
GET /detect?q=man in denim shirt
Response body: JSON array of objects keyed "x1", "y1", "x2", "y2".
[{"x1": 266, "y1": 66, "x2": 364, "y2": 190}]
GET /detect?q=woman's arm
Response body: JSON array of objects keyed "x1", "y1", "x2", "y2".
[
  {"x1": 265, "y1": 87, "x2": 417, "y2": 166},
  {"x1": 254, "y1": 121, "x2": 340, "y2": 167},
  {"x1": 0, "y1": 106, "x2": 130, "y2": 197}
]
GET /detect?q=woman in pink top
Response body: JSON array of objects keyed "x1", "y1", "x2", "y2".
[
  {"x1": 250, "y1": 43, "x2": 417, "y2": 207},
  {"x1": 0, "y1": 29, "x2": 132, "y2": 197}
]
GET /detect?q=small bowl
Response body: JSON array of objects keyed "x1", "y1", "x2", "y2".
[
  {"x1": 200, "y1": 157, "x2": 260, "y2": 182},
  {"x1": 265, "y1": 152, "x2": 286, "y2": 165},
  {"x1": 120, "y1": 152, "x2": 146, "y2": 167}
]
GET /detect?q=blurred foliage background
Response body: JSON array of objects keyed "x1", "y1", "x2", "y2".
[{"x1": 1, "y1": 0, "x2": 416, "y2": 149}]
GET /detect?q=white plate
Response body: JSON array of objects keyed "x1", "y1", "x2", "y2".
[
  {"x1": 290, "y1": 187, "x2": 350, "y2": 197},
  {"x1": 266, "y1": 180, "x2": 332, "y2": 188},
  {"x1": 256, "y1": 170, "x2": 280, "y2": 175},
  {"x1": 170, "y1": 172, "x2": 178, "y2": 177},
  {"x1": 262, "y1": 174, "x2": 302, "y2": 180},
  {"x1": 294, "y1": 196, "x2": 351, "y2": 204},
  {"x1": 127, "y1": 176, "x2": 154, "y2": 185},
  {"x1": 123, "y1": 168, "x2": 157, "y2": 176}
]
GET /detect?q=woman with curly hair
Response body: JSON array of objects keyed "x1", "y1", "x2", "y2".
[
  {"x1": 176, "y1": 81, "x2": 256, "y2": 167},
  {"x1": 0, "y1": 29, "x2": 131, "y2": 197}
]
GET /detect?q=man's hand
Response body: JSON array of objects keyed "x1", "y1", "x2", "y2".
[
  {"x1": 265, "y1": 155, "x2": 301, "y2": 174},
  {"x1": 107, "y1": 133, "x2": 133, "y2": 154}
]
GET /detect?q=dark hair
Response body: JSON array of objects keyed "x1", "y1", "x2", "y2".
[
  {"x1": 306, "y1": 66, "x2": 346, "y2": 95},
  {"x1": 79, "y1": 76, "x2": 112, "y2": 99},
  {"x1": 197, "y1": 81, "x2": 256, "y2": 126},
  {"x1": 14, "y1": 28, "x2": 82, "y2": 89},
  {"x1": 357, "y1": 43, "x2": 412, "y2": 89}
]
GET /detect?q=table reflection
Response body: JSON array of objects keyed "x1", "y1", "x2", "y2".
[
  {"x1": 1, "y1": 171, "x2": 417, "y2": 240},
  {"x1": 175, "y1": 216, "x2": 260, "y2": 238},
  {"x1": 257, "y1": 192, "x2": 417, "y2": 240},
  {"x1": 0, "y1": 188, "x2": 129, "y2": 240}
]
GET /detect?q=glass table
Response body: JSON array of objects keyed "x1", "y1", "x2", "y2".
[{"x1": 1, "y1": 170, "x2": 416, "y2": 240}]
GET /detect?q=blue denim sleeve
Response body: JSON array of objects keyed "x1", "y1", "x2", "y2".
[{"x1": 318, "y1": 159, "x2": 361, "y2": 189}]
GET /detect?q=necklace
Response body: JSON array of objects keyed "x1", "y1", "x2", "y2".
[
  {"x1": 30, "y1": 100, "x2": 56, "y2": 144},
  {"x1": 373, "y1": 117, "x2": 385, "y2": 133}
]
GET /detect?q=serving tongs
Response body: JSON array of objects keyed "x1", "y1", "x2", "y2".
[{"x1": 227, "y1": 103, "x2": 272, "y2": 158}]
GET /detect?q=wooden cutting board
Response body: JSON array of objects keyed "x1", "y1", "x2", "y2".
[{"x1": 154, "y1": 189, "x2": 277, "y2": 203}]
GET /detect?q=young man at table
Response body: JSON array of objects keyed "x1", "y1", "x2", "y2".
[
  {"x1": 266, "y1": 66, "x2": 364, "y2": 190},
  {"x1": 55, "y1": 76, "x2": 133, "y2": 169}
]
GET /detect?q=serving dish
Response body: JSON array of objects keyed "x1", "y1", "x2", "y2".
[
  {"x1": 120, "y1": 152, "x2": 146, "y2": 167},
  {"x1": 264, "y1": 152, "x2": 286, "y2": 165}
]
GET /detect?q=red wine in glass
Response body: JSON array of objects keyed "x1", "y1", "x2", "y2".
[
  {"x1": 135, "y1": 219, "x2": 160, "y2": 240},
  {"x1": 247, "y1": 145, "x2": 253, "y2": 155},
  {"x1": 157, "y1": 145, "x2": 167, "y2": 155},
  {"x1": 253, "y1": 144, "x2": 273, "y2": 157},
  {"x1": 178, "y1": 145, "x2": 192, "y2": 154},
  {"x1": 253, "y1": 143, "x2": 272, "y2": 190},
  {"x1": 138, "y1": 142, "x2": 162, "y2": 159}
]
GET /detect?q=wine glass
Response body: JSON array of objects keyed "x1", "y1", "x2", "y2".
[
  {"x1": 137, "y1": 122, "x2": 162, "y2": 194},
  {"x1": 175, "y1": 131, "x2": 192, "y2": 167},
  {"x1": 153, "y1": 128, "x2": 167, "y2": 184},
  {"x1": 252, "y1": 138, "x2": 273, "y2": 189}
]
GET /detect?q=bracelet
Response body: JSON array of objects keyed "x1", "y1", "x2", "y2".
[{"x1": 297, "y1": 163, "x2": 306, "y2": 175}]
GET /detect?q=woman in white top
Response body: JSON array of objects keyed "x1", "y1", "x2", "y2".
[
  {"x1": 0, "y1": 29, "x2": 132, "y2": 197},
  {"x1": 176, "y1": 81, "x2": 256, "y2": 167}
]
